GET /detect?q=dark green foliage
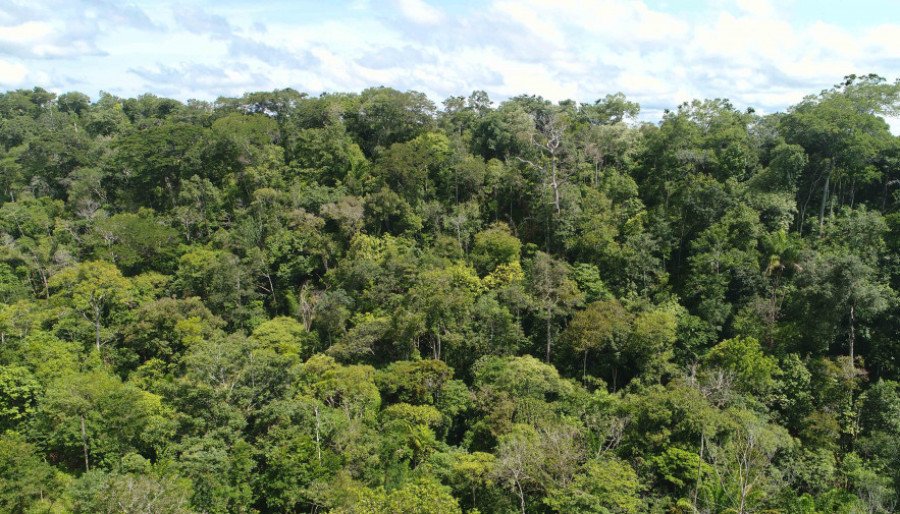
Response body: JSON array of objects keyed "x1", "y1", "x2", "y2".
[{"x1": 0, "y1": 77, "x2": 898, "y2": 512}]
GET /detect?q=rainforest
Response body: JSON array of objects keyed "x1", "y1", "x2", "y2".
[{"x1": 0, "y1": 76, "x2": 899, "y2": 513}]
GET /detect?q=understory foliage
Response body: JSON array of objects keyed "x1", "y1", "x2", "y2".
[{"x1": 1, "y1": 76, "x2": 900, "y2": 513}]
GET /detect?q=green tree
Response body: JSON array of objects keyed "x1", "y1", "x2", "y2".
[
  {"x1": 49, "y1": 260, "x2": 134, "y2": 352},
  {"x1": 527, "y1": 252, "x2": 583, "y2": 362},
  {"x1": 0, "y1": 432, "x2": 60, "y2": 513},
  {"x1": 545, "y1": 457, "x2": 643, "y2": 514},
  {"x1": 563, "y1": 299, "x2": 632, "y2": 380}
]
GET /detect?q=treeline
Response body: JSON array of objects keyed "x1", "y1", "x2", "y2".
[{"x1": 0, "y1": 74, "x2": 899, "y2": 513}]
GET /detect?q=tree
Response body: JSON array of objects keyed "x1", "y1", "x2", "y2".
[
  {"x1": 563, "y1": 299, "x2": 632, "y2": 380},
  {"x1": 409, "y1": 263, "x2": 482, "y2": 362},
  {"x1": 90, "y1": 211, "x2": 179, "y2": 274},
  {"x1": 704, "y1": 337, "x2": 780, "y2": 397},
  {"x1": 706, "y1": 409, "x2": 793, "y2": 514},
  {"x1": 0, "y1": 432, "x2": 59, "y2": 513},
  {"x1": 789, "y1": 249, "x2": 892, "y2": 361},
  {"x1": 70, "y1": 470, "x2": 193, "y2": 514},
  {"x1": 0, "y1": 365, "x2": 40, "y2": 431},
  {"x1": 527, "y1": 252, "x2": 583, "y2": 362},
  {"x1": 49, "y1": 260, "x2": 134, "y2": 352},
  {"x1": 781, "y1": 75, "x2": 900, "y2": 231},
  {"x1": 471, "y1": 222, "x2": 522, "y2": 274},
  {"x1": 472, "y1": 355, "x2": 582, "y2": 436},
  {"x1": 331, "y1": 478, "x2": 462, "y2": 514},
  {"x1": 30, "y1": 368, "x2": 174, "y2": 472},
  {"x1": 544, "y1": 457, "x2": 643, "y2": 513},
  {"x1": 251, "y1": 315, "x2": 316, "y2": 359},
  {"x1": 344, "y1": 87, "x2": 437, "y2": 156},
  {"x1": 492, "y1": 424, "x2": 543, "y2": 514}
]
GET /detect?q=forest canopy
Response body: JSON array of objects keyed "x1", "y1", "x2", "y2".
[{"x1": 1, "y1": 74, "x2": 900, "y2": 513}]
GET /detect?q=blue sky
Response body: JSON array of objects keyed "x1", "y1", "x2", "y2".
[{"x1": 1, "y1": 0, "x2": 898, "y2": 124}]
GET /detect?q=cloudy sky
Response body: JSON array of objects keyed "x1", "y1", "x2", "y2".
[{"x1": 1, "y1": 0, "x2": 898, "y2": 123}]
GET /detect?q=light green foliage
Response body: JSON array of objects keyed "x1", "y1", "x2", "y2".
[
  {"x1": 381, "y1": 403, "x2": 443, "y2": 428},
  {"x1": 545, "y1": 457, "x2": 643, "y2": 513},
  {"x1": 299, "y1": 354, "x2": 381, "y2": 420},
  {"x1": 650, "y1": 446, "x2": 712, "y2": 492},
  {"x1": 251, "y1": 315, "x2": 314, "y2": 358},
  {"x1": 31, "y1": 368, "x2": 174, "y2": 471},
  {"x1": 471, "y1": 222, "x2": 521, "y2": 274},
  {"x1": 48, "y1": 260, "x2": 134, "y2": 351},
  {"x1": 704, "y1": 336, "x2": 780, "y2": 395},
  {"x1": 472, "y1": 356, "x2": 582, "y2": 434},
  {"x1": 331, "y1": 478, "x2": 461, "y2": 514},
  {"x1": 0, "y1": 365, "x2": 40, "y2": 430},
  {"x1": 70, "y1": 470, "x2": 193, "y2": 514}
]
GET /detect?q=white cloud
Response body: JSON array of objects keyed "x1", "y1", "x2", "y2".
[
  {"x1": 735, "y1": 0, "x2": 776, "y2": 18},
  {"x1": 0, "y1": 58, "x2": 28, "y2": 86},
  {"x1": 394, "y1": 0, "x2": 443, "y2": 25},
  {"x1": 0, "y1": 21, "x2": 53, "y2": 43}
]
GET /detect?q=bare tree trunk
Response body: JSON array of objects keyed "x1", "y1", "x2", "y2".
[
  {"x1": 38, "y1": 267, "x2": 49, "y2": 299},
  {"x1": 515, "y1": 479, "x2": 526, "y2": 514},
  {"x1": 849, "y1": 304, "x2": 856, "y2": 363},
  {"x1": 692, "y1": 432, "x2": 705, "y2": 510},
  {"x1": 80, "y1": 415, "x2": 90, "y2": 472},
  {"x1": 583, "y1": 350, "x2": 588, "y2": 381},
  {"x1": 94, "y1": 305, "x2": 102, "y2": 352},
  {"x1": 819, "y1": 166, "x2": 830, "y2": 231},
  {"x1": 551, "y1": 157, "x2": 560, "y2": 215},
  {"x1": 265, "y1": 272, "x2": 276, "y2": 305},
  {"x1": 314, "y1": 405, "x2": 322, "y2": 464},
  {"x1": 434, "y1": 331, "x2": 442, "y2": 361},
  {"x1": 545, "y1": 307, "x2": 552, "y2": 363}
]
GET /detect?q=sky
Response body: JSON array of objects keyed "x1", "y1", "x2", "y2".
[{"x1": 1, "y1": 0, "x2": 899, "y2": 125}]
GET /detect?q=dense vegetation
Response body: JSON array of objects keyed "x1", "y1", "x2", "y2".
[{"x1": 0, "y1": 75, "x2": 899, "y2": 513}]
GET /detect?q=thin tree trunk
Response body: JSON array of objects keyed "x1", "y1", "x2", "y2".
[
  {"x1": 545, "y1": 308, "x2": 552, "y2": 363},
  {"x1": 551, "y1": 157, "x2": 560, "y2": 215},
  {"x1": 434, "y1": 331, "x2": 442, "y2": 361},
  {"x1": 94, "y1": 305, "x2": 102, "y2": 352},
  {"x1": 515, "y1": 479, "x2": 526, "y2": 514},
  {"x1": 819, "y1": 166, "x2": 830, "y2": 231},
  {"x1": 583, "y1": 350, "x2": 588, "y2": 381},
  {"x1": 80, "y1": 415, "x2": 90, "y2": 472},
  {"x1": 849, "y1": 304, "x2": 856, "y2": 363},
  {"x1": 692, "y1": 432, "x2": 705, "y2": 510},
  {"x1": 314, "y1": 405, "x2": 322, "y2": 464}
]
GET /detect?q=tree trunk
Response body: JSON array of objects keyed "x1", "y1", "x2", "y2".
[
  {"x1": 80, "y1": 415, "x2": 90, "y2": 472},
  {"x1": 94, "y1": 305, "x2": 102, "y2": 352},
  {"x1": 314, "y1": 405, "x2": 322, "y2": 464},
  {"x1": 819, "y1": 167, "x2": 830, "y2": 231},
  {"x1": 39, "y1": 267, "x2": 49, "y2": 299},
  {"x1": 692, "y1": 432, "x2": 705, "y2": 510},
  {"x1": 551, "y1": 157, "x2": 560, "y2": 215},
  {"x1": 515, "y1": 479, "x2": 526, "y2": 514},
  {"x1": 434, "y1": 331, "x2": 442, "y2": 361},
  {"x1": 849, "y1": 304, "x2": 856, "y2": 363},
  {"x1": 545, "y1": 308, "x2": 552, "y2": 363},
  {"x1": 583, "y1": 350, "x2": 588, "y2": 381}
]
